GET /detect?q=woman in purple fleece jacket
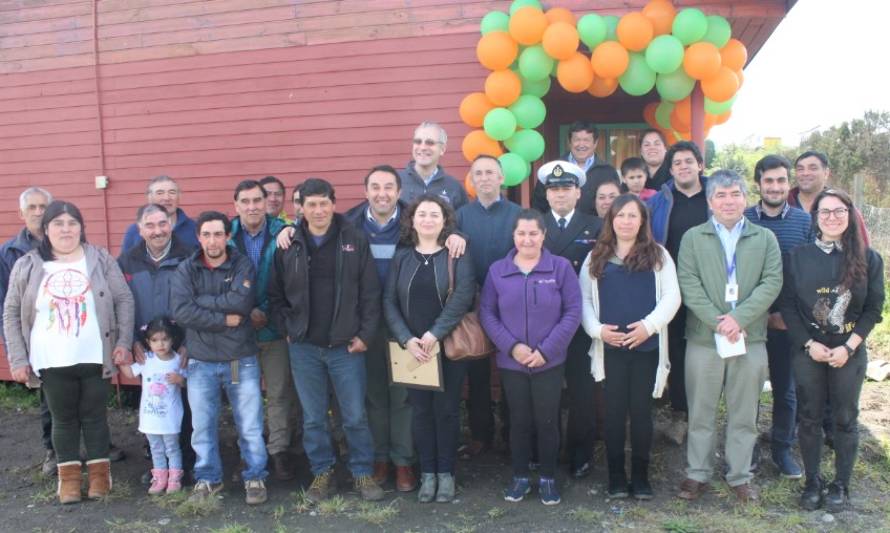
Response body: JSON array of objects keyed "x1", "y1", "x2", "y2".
[{"x1": 480, "y1": 209, "x2": 582, "y2": 506}]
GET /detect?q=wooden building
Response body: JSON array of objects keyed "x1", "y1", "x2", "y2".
[{"x1": 0, "y1": 0, "x2": 795, "y2": 379}]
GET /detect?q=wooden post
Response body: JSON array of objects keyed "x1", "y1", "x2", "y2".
[
  {"x1": 853, "y1": 174, "x2": 864, "y2": 208},
  {"x1": 691, "y1": 83, "x2": 705, "y2": 155}
]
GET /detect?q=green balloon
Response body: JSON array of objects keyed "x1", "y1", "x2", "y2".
[
  {"x1": 672, "y1": 8, "x2": 708, "y2": 45},
  {"x1": 655, "y1": 101, "x2": 674, "y2": 130},
  {"x1": 509, "y1": 0, "x2": 542, "y2": 15},
  {"x1": 509, "y1": 94, "x2": 547, "y2": 129},
  {"x1": 483, "y1": 108, "x2": 518, "y2": 141},
  {"x1": 550, "y1": 58, "x2": 559, "y2": 77},
  {"x1": 518, "y1": 45, "x2": 554, "y2": 82},
  {"x1": 604, "y1": 15, "x2": 619, "y2": 41},
  {"x1": 499, "y1": 152, "x2": 531, "y2": 186},
  {"x1": 619, "y1": 53, "x2": 656, "y2": 97},
  {"x1": 705, "y1": 95, "x2": 736, "y2": 115},
  {"x1": 504, "y1": 129, "x2": 545, "y2": 162},
  {"x1": 577, "y1": 14, "x2": 608, "y2": 49},
  {"x1": 655, "y1": 68, "x2": 695, "y2": 101},
  {"x1": 521, "y1": 75, "x2": 551, "y2": 97},
  {"x1": 702, "y1": 15, "x2": 732, "y2": 48},
  {"x1": 645, "y1": 35, "x2": 685, "y2": 74},
  {"x1": 481, "y1": 11, "x2": 510, "y2": 35}
]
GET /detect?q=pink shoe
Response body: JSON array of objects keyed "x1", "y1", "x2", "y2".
[
  {"x1": 148, "y1": 469, "x2": 168, "y2": 495},
  {"x1": 166, "y1": 468, "x2": 184, "y2": 493}
]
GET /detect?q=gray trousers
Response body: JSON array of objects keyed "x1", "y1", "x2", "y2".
[
  {"x1": 258, "y1": 339, "x2": 303, "y2": 455},
  {"x1": 685, "y1": 341, "x2": 767, "y2": 486},
  {"x1": 365, "y1": 328, "x2": 414, "y2": 466}
]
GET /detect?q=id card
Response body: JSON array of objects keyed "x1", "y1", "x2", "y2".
[{"x1": 725, "y1": 282, "x2": 738, "y2": 303}]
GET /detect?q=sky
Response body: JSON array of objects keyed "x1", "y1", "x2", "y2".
[{"x1": 708, "y1": 0, "x2": 890, "y2": 148}]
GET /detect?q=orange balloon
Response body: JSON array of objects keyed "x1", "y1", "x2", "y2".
[
  {"x1": 617, "y1": 12, "x2": 654, "y2": 52},
  {"x1": 542, "y1": 21, "x2": 579, "y2": 61},
  {"x1": 508, "y1": 7, "x2": 549, "y2": 46},
  {"x1": 670, "y1": 97, "x2": 692, "y2": 132},
  {"x1": 701, "y1": 66, "x2": 739, "y2": 102},
  {"x1": 557, "y1": 52, "x2": 595, "y2": 93},
  {"x1": 587, "y1": 76, "x2": 619, "y2": 97},
  {"x1": 716, "y1": 109, "x2": 732, "y2": 125},
  {"x1": 704, "y1": 112, "x2": 718, "y2": 130},
  {"x1": 462, "y1": 130, "x2": 504, "y2": 162},
  {"x1": 545, "y1": 7, "x2": 575, "y2": 25},
  {"x1": 459, "y1": 92, "x2": 495, "y2": 128},
  {"x1": 476, "y1": 31, "x2": 519, "y2": 71},
  {"x1": 721, "y1": 39, "x2": 748, "y2": 71},
  {"x1": 642, "y1": 0, "x2": 676, "y2": 36},
  {"x1": 683, "y1": 41, "x2": 722, "y2": 80},
  {"x1": 591, "y1": 41, "x2": 630, "y2": 79},
  {"x1": 643, "y1": 101, "x2": 659, "y2": 128},
  {"x1": 484, "y1": 69, "x2": 522, "y2": 106},
  {"x1": 465, "y1": 172, "x2": 477, "y2": 199},
  {"x1": 734, "y1": 68, "x2": 744, "y2": 88}
]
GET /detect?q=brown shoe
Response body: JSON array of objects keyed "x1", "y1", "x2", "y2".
[
  {"x1": 372, "y1": 461, "x2": 389, "y2": 485},
  {"x1": 677, "y1": 478, "x2": 709, "y2": 500},
  {"x1": 732, "y1": 482, "x2": 759, "y2": 503},
  {"x1": 395, "y1": 465, "x2": 417, "y2": 492},
  {"x1": 57, "y1": 461, "x2": 82, "y2": 504},
  {"x1": 86, "y1": 459, "x2": 112, "y2": 499},
  {"x1": 270, "y1": 452, "x2": 296, "y2": 481}
]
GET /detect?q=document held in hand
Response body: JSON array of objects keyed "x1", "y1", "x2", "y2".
[
  {"x1": 714, "y1": 332, "x2": 746, "y2": 359},
  {"x1": 388, "y1": 341, "x2": 444, "y2": 391}
]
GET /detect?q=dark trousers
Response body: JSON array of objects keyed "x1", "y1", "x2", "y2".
[
  {"x1": 500, "y1": 365, "x2": 564, "y2": 478},
  {"x1": 604, "y1": 348, "x2": 658, "y2": 468},
  {"x1": 564, "y1": 331, "x2": 596, "y2": 466},
  {"x1": 41, "y1": 364, "x2": 110, "y2": 463},
  {"x1": 465, "y1": 357, "x2": 494, "y2": 445},
  {"x1": 39, "y1": 387, "x2": 53, "y2": 451},
  {"x1": 793, "y1": 345, "x2": 867, "y2": 487},
  {"x1": 408, "y1": 357, "x2": 467, "y2": 475},
  {"x1": 667, "y1": 308, "x2": 688, "y2": 412},
  {"x1": 766, "y1": 328, "x2": 796, "y2": 454}
]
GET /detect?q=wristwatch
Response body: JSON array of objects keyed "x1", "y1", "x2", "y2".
[
  {"x1": 842, "y1": 343, "x2": 855, "y2": 356},
  {"x1": 803, "y1": 339, "x2": 814, "y2": 350}
]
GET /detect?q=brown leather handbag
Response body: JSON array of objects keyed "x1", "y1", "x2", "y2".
[{"x1": 442, "y1": 256, "x2": 495, "y2": 361}]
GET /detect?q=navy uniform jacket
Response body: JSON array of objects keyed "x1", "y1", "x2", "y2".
[{"x1": 543, "y1": 211, "x2": 603, "y2": 274}]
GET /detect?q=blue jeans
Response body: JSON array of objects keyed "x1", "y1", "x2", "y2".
[
  {"x1": 766, "y1": 328, "x2": 797, "y2": 454},
  {"x1": 187, "y1": 357, "x2": 268, "y2": 484},
  {"x1": 147, "y1": 433, "x2": 182, "y2": 469},
  {"x1": 289, "y1": 342, "x2": 374, "y2": 477}
]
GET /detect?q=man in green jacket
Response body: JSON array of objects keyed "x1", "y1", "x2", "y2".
[{"x1": 675, "y1": 170, "x2": 782, "y2": 504}]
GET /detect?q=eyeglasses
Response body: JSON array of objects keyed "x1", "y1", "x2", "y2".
[
  {"x1": 413, "y1": 138, "x2": 441, "y2": 146},
  {"x1": 817, "y1": 207, "x2": 849, "y2": 219}
]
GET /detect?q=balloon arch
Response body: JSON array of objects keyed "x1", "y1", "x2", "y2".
[{"x1": 459, "y1": 0, "x2": 746, "y2": 187}]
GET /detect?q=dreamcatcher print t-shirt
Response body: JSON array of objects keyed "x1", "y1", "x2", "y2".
[{"x1": 29, "y1": 256, "x2": 102, "y2": 374}]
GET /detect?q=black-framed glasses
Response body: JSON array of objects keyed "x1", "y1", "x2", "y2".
[
  {"x1": 413, "y1": 138, "x2": 440, "y2": 146},
  {"x1": 817, "y1": 207, "x2": 849, "y2": 219}
]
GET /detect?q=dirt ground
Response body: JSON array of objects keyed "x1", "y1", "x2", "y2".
[{"x1": 1, "y1": 378, "x2": 889, "y2": 533}]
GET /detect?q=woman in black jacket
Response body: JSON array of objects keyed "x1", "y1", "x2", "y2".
[
  {"x1": 780, "y1": 189, "x2": 884, "y2": 512},
  {"x1": 383, "y1": 194, "x2": 476, "y2": 504}
]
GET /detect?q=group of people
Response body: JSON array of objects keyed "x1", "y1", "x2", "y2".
[{"x1": 0, "y1": 120, "x2": 883, "y2": 514}]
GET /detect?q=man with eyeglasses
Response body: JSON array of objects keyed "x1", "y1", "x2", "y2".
[
  {"x1": 789, "y1": 151, "x2": 869, "y2": 246},
  {"x1": 647, "y1": 141, "x2": 711, "y2": 444},
  {"x1": 260, "y1": 176, "x2": 292, "y2": 224},
  {"x1": 121, "y1": 175, "x2": 198, "y2": 253},
  {"x1": 399, "y1": 121, "x2": 468, "y2": 209}
]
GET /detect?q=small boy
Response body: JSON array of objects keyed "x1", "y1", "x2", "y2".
[{"x1": 620, "y1": 157, "x2": 656, "y2": 201}]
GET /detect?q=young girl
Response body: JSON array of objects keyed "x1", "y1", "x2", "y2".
[{"x1": 121, "y1": 317, "x2": 186, "y2": 494}]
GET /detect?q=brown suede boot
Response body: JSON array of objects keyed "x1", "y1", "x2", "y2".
[
  {"x1": 57, "y1": 461, "x2": 82, "y2": 504},
  {"x1": 86, "y1": 459, "x2": 112, "y2": 499}
]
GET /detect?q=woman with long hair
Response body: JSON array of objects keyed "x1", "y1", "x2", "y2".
[
  {"x1": 780, "y1": 189, "x2": 884, "y2": 512},
  {"x1": 580, "y1": 194, "x2": 681, "y2": 499},
  {"x1": 383, "y1": 194, "x2": 476, "y2": 503},
  {"x1": 3, "y1": 201, "x2": 134, "y2": 504}
]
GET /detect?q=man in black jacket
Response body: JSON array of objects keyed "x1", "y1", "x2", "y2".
[
  {"x1": 538, "y1": 160, "x2": 604, "y2": 479},
  {"x1": 532, "y1": 121, "x2": 619, "y2": 215},
  {"x1": 171, "y1": 211, "x2": 268, "y2": 506},
  {"x1": 267, "y1": 178, "x2": 384, "y2": 503}
]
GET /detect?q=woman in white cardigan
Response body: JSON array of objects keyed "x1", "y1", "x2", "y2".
[{"x1": 579, "y1": 194, "x2": 681, "y2": 500}]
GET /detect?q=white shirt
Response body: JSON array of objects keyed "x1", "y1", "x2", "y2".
[
  {"x1": 130, "y1": 352, "x2": 186, "y2": 435},
  {"x1": 551, "y1": 209, "x2": 575, "y2": 228},
  {"x1": 29, "y1": 256, "x2": 102, "y2": 375}
]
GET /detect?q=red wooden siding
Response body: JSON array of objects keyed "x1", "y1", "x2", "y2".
[{"x1": 0, "y1": 0, "x2": 791, "y2": 379}]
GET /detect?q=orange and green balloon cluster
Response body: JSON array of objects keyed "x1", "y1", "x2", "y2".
[{"x1": 461, "y1": 0, "x2": 746, "y2": 184}]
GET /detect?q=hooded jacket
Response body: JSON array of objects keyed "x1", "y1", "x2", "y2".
[{"x1": 398, "y1": 162, "x2": 468, "y2": 210}]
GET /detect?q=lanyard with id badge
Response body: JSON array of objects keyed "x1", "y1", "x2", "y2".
[{"x1": 715, "y1": 251, "x2": 746, "y2": 358}]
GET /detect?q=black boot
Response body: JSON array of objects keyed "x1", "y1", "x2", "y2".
[
  {"x1": 607, "y1": 457, "x2": 629, "y2": 499},
  {"x1": 631, "y1": 458, "x2": 653, "y2": 500},
  {"x1": 800, "y1": 475, "x2": 824, "y2": 511},
  {"x1": 824, "y1": 481, "x2": 848, "y2": 513}
]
